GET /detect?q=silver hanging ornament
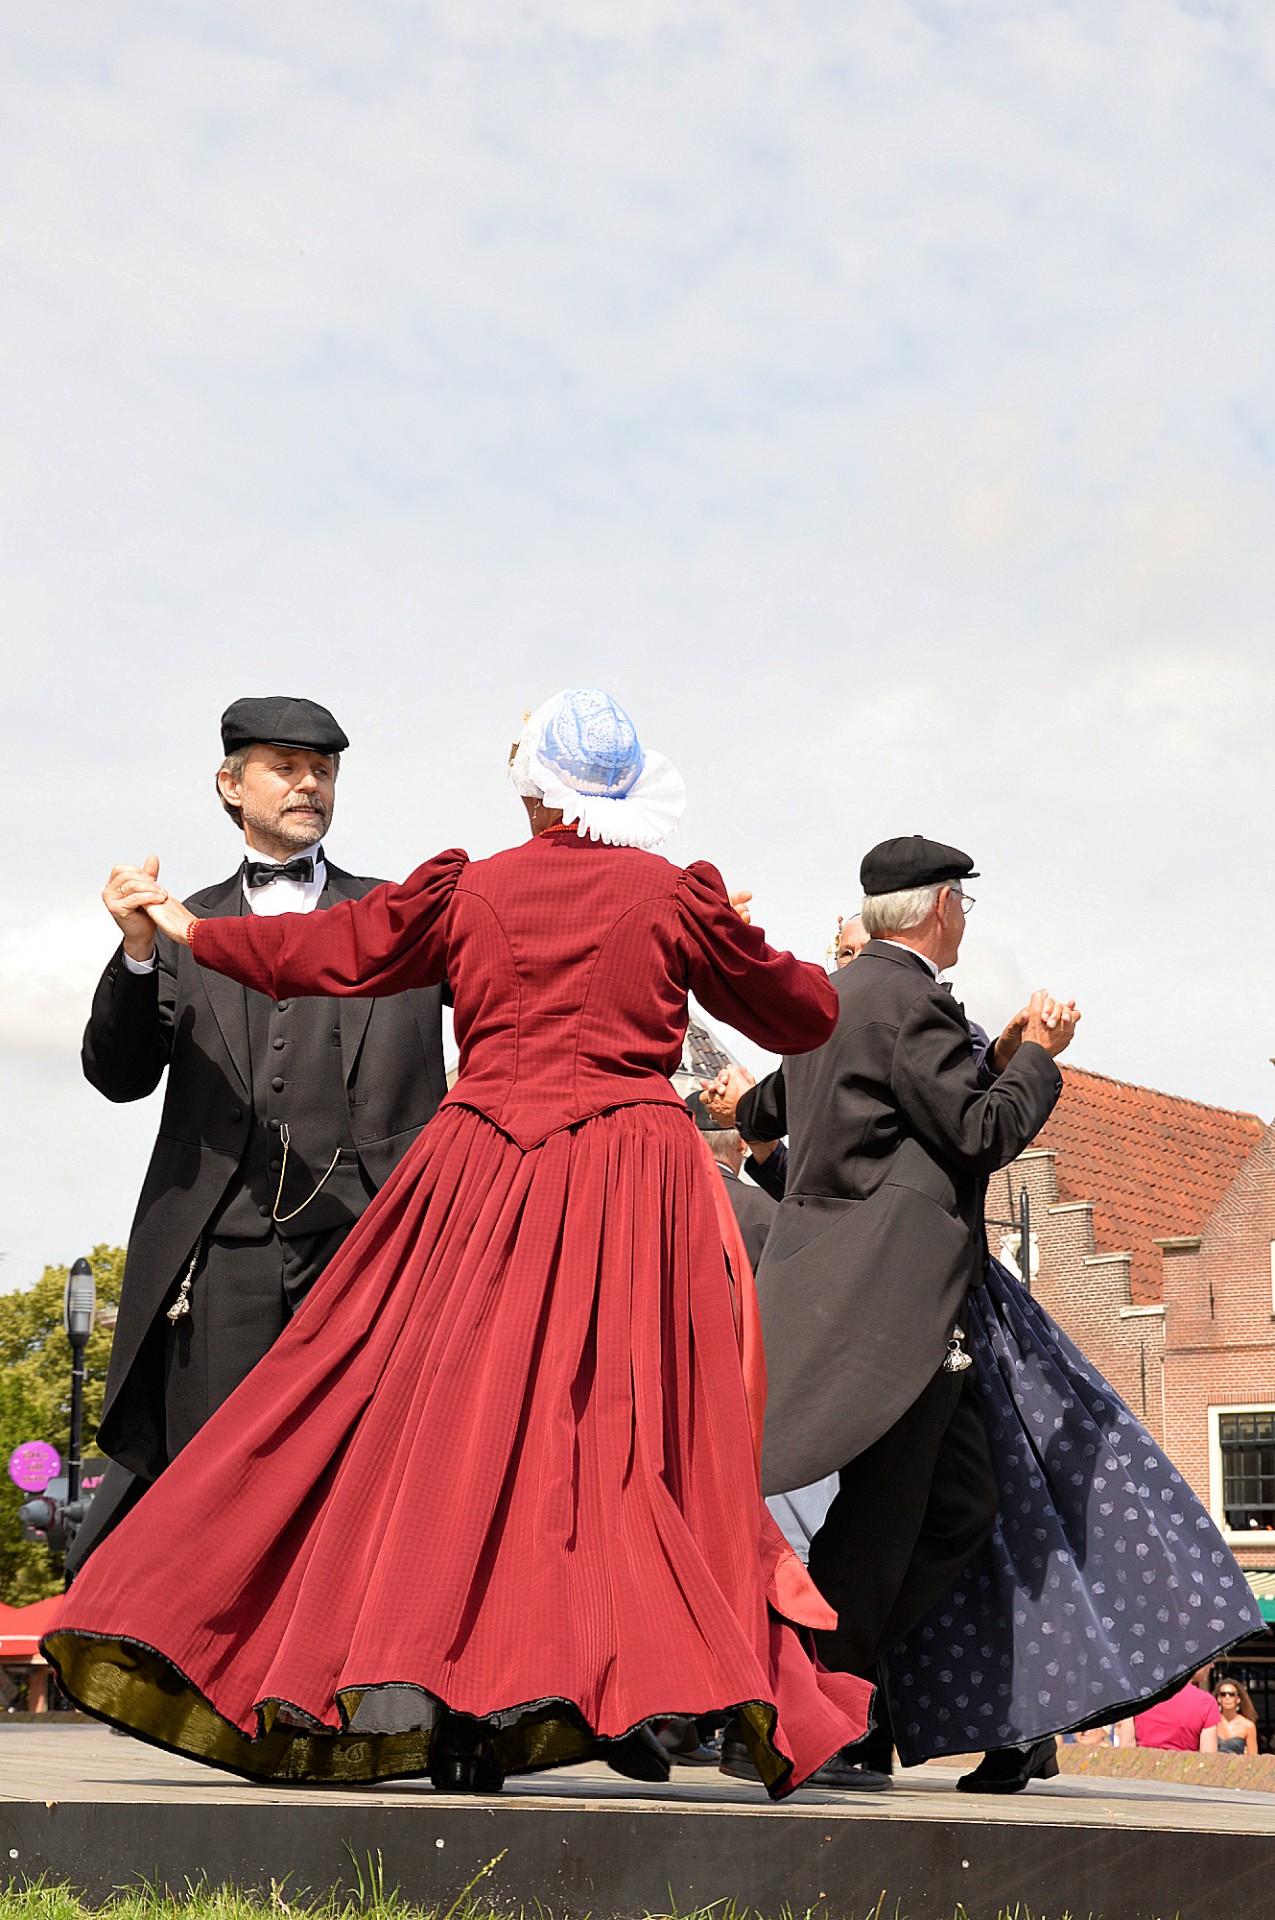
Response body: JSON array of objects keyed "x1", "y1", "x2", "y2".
[{"x1": 941, "y1": 1325, "x2": 973, "y2": 1373}]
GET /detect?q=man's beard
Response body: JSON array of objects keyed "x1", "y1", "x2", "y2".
[{"x1": 244, "y1": 796, "x2": 329, "y2": 852}]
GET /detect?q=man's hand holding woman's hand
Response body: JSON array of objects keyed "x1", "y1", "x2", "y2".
[
  {"x1": 103, "y1": 855, "x2": 167, "y2": 962},
  {"x1": 699, "y1": 1064, "x2": 756, "y2": 1129},
  {"x1": 102, "y1": 855, "x2": 196, "y2": 955}
]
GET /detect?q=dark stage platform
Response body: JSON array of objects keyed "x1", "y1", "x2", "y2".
[{"x1": 0, "y1": 1726, "x2": 1268, "y2": 1920}]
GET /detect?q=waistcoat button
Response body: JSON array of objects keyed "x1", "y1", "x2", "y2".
[
  {"x1": 257, "y1": 1203, "x2": 270, "y2": 1218},
  {"x1": 272, "y1": 1037, "x2": 285, "y2": 1050},
  {"x1": 276, "y1": 1001, "x2": 290, "y2": 1012},
  {"x1": 271, "y1": 1076, "x2": 285, "y2": 1092},
  {"x1": 229, "y1": 1107, "x2": 242, "y2": 1123}
]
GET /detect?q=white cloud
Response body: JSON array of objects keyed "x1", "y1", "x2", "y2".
[{"x1": 0, "y1": 911, "x2": 115, "y2": 1058}]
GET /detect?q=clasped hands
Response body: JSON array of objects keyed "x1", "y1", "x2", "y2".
[
  {"x1": 994, "y1": 991, "x2": 1080, "y2": 1068},
  {"x1": 102, "y1": 857, "x2": 196, "y2": 959}
]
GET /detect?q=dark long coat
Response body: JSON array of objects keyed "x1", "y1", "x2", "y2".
[
  {"x1": 737, "y1": 940, "x2": 1061, "y2": 1494},
  {"x1": 82, "y1": 861, "x2": 447, "y2": 1480}
]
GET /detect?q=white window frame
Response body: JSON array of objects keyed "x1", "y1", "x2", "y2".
[{"x1": 1208, "y1": 1403, "x2": 1275, "y2": 1545}]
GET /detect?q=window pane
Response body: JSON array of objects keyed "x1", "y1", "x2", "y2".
[{"x1": 1220, "y1": 1412, "x2": 1275, "y2": 1530}]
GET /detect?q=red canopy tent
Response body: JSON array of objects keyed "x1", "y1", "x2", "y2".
[
  {"x1": 0, "y1": 1597, "x2": 62, "y2": 1658},
  {"x1": 0, "y1": 1598, "x2": 63, "y2": 1707}
]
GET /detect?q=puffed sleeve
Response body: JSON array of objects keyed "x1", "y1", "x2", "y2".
[
  {"x1": 676, "y1": 860, "x2": 838, "y2": 1055},
  {"x1": 189, "y1": 849, "x2": 468, "y2": 1000}
]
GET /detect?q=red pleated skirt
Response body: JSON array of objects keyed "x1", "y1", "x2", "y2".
[{"x1": 45, "y1": 1103, "x2": 868, "y2": 1795}]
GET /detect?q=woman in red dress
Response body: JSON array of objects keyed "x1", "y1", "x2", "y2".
[{"x1": 44, "y1": 690, "x2": 870, "y2": 1797}]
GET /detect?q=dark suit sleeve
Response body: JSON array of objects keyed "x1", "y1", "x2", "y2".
[
  {"x1": 744, "y1": 1138, "x2": 788, "y2": 1202},
  {"x1": 81, "y1": 937, "x2": 178, "y2": 1102},
  {"x1": 969, "y1": 1017, "x2": 998, "y2": 1087},
  {"x1": 891, "y1": 990, "x2": 1061, "y2": 1179},
  {"x1": 736, "y1": 1066, "x2": 787, "y2": 1144}
]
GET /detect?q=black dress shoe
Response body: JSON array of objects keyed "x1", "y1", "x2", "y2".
[
  {"x1": 603, "y1": 1722, "x2": 673, "y2": 1783},
  {"x1": 956, "y1": 1737, "x2": 1060, "y2": 1793},
  {"x1": 718, "y1": 1732, "x2": 764, "y2": 1783},
  {"x1": 806, "y1": 1750, "x2": 892, "y2": 1791},
  {"x1": 720, "y1": 1735, "x2": 890, "y2": 1790},
  {"x1": 428, "y1": 1717, "x2": 506, "y2": 1793}
]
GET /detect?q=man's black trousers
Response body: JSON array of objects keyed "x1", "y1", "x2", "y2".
[{"x1": 808, "y1": 1359, "x2": 999, "y2": 1679}]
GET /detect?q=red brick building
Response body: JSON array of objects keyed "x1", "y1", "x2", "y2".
[{"x1": 988, "y1": 1066, "x2": 1275, "y2": 1724}]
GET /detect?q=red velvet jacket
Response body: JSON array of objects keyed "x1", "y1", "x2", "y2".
[{"x1": 191, "y1": 835, "x2": 838, "y2": 1149}]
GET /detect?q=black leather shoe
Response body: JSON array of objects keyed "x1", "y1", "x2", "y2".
[
  {"x1": 718, "y1": 1733, "x2": 763, "y2": 1783},
  {"x1": 604, "y1": 1722, "x2": 673, "y2": 1783},
  {"x1": 428, "y1": 1717, "x2": 505, "y2": 1794},
  {"x1": 956, "y1": 1737, "x2": 1059, "y2": 1793},
  {"x1": 806, "y1": 1750, "x2": 892, "y2": 1791}
]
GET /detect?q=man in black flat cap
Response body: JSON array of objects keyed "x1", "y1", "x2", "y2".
[
  {"x1": 704, "y1": 835, "x2": 1077, "y2": 1789},
  {"x1": 68, "y1": 697, "x2": 448, "y2": 1570}
]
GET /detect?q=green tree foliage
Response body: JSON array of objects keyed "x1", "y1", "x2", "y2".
[{"x1": 0, "y1": 1245, "x2": 125, "y2": 1604}]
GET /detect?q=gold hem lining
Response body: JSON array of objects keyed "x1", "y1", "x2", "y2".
[{"x1": 43, "y1": 1632, "x2": 790, "y2": 1793}]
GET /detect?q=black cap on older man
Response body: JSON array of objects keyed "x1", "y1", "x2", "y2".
[
  {"x1": 220, "y1": 697, "x2": 349, "y2": 756},
  {"x1": 860, "y1": 835, "x2": 979, "y2": 896}
]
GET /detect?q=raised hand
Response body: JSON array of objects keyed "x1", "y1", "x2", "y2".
[
  {"x1": 699, "y1": 1064, "x2": 756, "y2": 1128},
  {"x1": 103, "y1": 856, "x2": 167, "y2": 962},
  {"x1": 728, "y1": 889, "x2": 753, "y2": 926},
  {"x1": 990, "y1": 1006, "x2": 1029, "y2": 1072},
  {"x1": 1022, "y1": 991, "x2": 1080, "y2": 1059}
]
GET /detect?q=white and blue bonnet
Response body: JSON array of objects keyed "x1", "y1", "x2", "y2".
[{"x1": 509, "y1": 689, "x2": 686, "y2": 850}]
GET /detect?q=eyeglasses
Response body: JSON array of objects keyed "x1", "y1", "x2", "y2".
[
  {"x1": 947, "y1": 889, "x2": 975, "y2": 917},
  {"x1": 1218, "y1": 1688, "x2": 1239, "y2": 1698}
]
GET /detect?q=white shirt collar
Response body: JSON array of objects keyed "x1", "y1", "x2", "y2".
[{"x1": 875, "y1": 938, "x2": 945, "y2": 983}]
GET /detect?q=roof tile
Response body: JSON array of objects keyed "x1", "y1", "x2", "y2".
[{"x1": 1032, "y1": 1067, "x2": 1266, "y2": 1304}]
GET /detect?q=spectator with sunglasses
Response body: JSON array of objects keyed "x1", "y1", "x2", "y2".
[{"x1": 1214, "y1": 1680, "x2": 1260, "y2": 1756}]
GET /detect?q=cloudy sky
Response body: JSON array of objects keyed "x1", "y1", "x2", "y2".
[{"x1": 4, "y1": 0, "x2": 1275, "y2": 1285}]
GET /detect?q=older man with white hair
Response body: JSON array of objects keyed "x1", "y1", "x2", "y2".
[{"x1": 705, "y1": 833, "x2": 1076, "y2": 1790}]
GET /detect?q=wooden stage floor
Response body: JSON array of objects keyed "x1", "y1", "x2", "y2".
[{"x1": 0, "y1": 1725, "x2": 1267, "y2": 1919}]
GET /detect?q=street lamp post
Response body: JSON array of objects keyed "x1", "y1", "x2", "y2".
[{"x1": 63, "y1": 1257, "x2": 96, "y2": 1506}]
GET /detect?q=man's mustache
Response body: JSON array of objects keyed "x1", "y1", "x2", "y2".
[{"x1": 282, "y1": 799, "x2": 327, "y2": 817}]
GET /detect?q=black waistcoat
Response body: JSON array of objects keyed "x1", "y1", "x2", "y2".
[{"x1": 209, "y1": 887, "x2": 364, "y2": 1241}]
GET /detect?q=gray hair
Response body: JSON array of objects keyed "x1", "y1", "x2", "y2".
[
  {"x1": 860, "y1": 881, "x2": 948, "y2": 937},
  {"x1": 703, "y1": 1127, "x2": 745, "y2": 1164},
  {"x1": 216, "y1": 746, "x2": 340, "y2": 830}
]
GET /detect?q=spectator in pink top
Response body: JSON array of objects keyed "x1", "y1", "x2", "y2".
[{"x1": 1114, "y1": 1682, "x2": 1221, "y2": 1753}]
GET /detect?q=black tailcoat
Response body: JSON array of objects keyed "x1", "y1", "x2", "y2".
[
  {"x1": 738, "y1": 940, "x2": 1061, "y2": 1495},
  {"x1": 82, "y1": 861, "x2": 447, "y2": 1481}
]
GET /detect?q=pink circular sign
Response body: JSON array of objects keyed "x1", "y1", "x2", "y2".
[{"x1": 8, "y1": 1441, "x2": 61, "y2": 1493}]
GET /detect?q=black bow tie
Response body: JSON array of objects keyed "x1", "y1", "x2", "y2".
[{"x1": 244, "y1": 851, "x2": 321, "y2": 890}]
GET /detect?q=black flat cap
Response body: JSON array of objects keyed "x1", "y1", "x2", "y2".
[
  {"x1": 220, "y1": 697, "x2": 349, "y2": 756},
  {"x1": 684, "y1": 1091, "x2": 719, "y2": 1132},
  {"x1": 860, "y1": 834, "x2": 978, "y2": 895}
]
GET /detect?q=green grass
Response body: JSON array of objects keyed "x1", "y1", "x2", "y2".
[{"x1": 0, "y1": 1890, "x2": 1171, "y2": 1920}]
